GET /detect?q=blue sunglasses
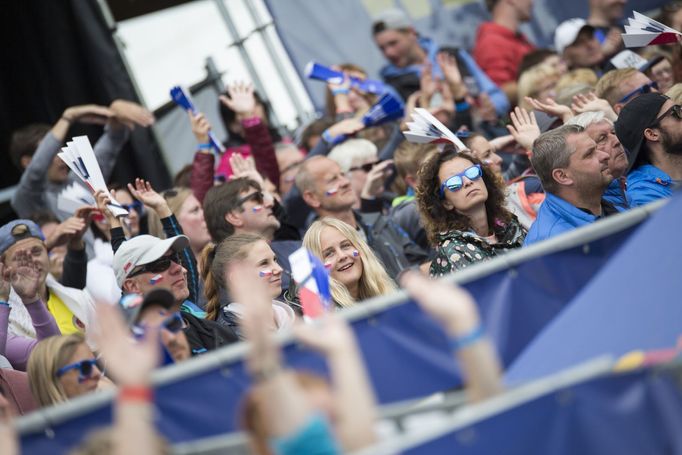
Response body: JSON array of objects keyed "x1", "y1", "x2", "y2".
[
  {"x1": 618, "y1": 81, "x2": 658, "y2": 104},
  {"x1": 56, "y1": 358, "x2": 101, "y2": 383},
  {"x1": 439, "y1": 164, "x2": 483, "y2": 198}
]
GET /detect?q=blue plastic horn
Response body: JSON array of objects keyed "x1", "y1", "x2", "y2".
[
  {"x1": 170, "y1": 86, "x2": 225, "y2": 155},
  {"x1": 362, "y1": 92, "x2": 405, "y2": 127},
  {"x1": 305, "y1": 61, "x2": 386, "y2": 95}
]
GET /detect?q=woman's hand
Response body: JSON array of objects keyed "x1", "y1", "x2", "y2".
[
  {"x1": 507, "y1": 106, "x2": 541, "y2": 152},
  {"x1": 524, "y1": 96, "x2": 574, "y2": 123},
  {"x1": 8, "y1": 250, "x2": 41, "y2": 304},
  {"x1": 220, "y1": 82, "x2": 257, "y2": 120},
  {"x1": 127, "y1": 178, "x2": 171, "y2": 218},
  {"x1": 188, "y1": 111, "x2": 211, "y2": 145}
]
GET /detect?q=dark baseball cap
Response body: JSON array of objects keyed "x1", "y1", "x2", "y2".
[
  {"x1": 119, "y1": 288, "x2": 175, "y2": 328},
  {"x1": 0, "y1": 220, "x2": 45, "y2": 256},
  {"x1": 614, "y1": 93, "x2": 670, "y2": 173}
]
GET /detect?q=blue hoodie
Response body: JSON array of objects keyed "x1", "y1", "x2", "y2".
[{"x1": 379, "y1": 37, "x2": 510, "y2": 115}]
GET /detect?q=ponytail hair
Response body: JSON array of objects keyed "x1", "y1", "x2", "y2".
[{"x1": 200, "y1": 242, "x2": 220, "y2": 321}]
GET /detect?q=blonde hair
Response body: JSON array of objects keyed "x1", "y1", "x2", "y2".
[
  {"x1": 27, "y1": 334, "x2": 86, "y2": 407},
  {"x1": 518, "y1": 64, "x2": 560, "y2": 110},
  {"x1": 201, "y1": 233, "x2": 267, "y2": 320},
  {"x1": 303, "y1": 218, "x2": 396, "y2": 307},
  {"x1": 666, "y1": 83, "x2": 682, "y2": 103},
  {"x1": 555, "y1": 68, "x2": 598, "y2": 93},
  {"x1": 328, "y1": 139, "x2": 378, "y2": 173},
  {"x1": 595, "y1": 68, "x2": 639, "y2": 106},
  {"x1": 147, "y1": 187, "x2": 193, "y2": 239}
]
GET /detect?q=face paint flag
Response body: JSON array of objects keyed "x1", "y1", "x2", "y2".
[
  {"x1": 305, "y1": 61, "x2": 386, "y2": 94},
  {"x1": 289, "y1": 247, "x2": 332, "y2": 318},
  {"x1": 57, "y1": 182, "x2": 97, "y2": 214},
  {"x1": 170, "y1": 86, "x2": 226, "y2": 155},
  {"x1": 362, "y1": 92, "x2": 404, "y2": 128},
  {"x1": 622, "y1": 11, "x2": 682, "y2": 48},
  {"x1": 402, "y1": 107, "x2": 467, "y2": 151},
  {"x1": 58, "y1": 136, "x2": 129, "y2": 218}
]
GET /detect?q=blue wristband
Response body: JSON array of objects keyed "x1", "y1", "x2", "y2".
[
  {"x1": 449, "y1": 324, "x2": 484, "y2": 351},
  {"x1": 455, "y1": 101, "x2": 470, "y2": 112},
  {"x1": 331, "y1": 87, "x2": 350, "y2": 96},
  {"x1": 322, "y1": 129, "x2": 347, "y2": 146},
  {"x1": 198, "y1": 143, "x2": 212, "y2": 150}
]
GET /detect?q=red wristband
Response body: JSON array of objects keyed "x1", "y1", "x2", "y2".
[{"x1": 118, "y1": 386, "x2": 153, "y2": 402}]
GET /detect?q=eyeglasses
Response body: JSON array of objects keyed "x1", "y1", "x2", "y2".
[
  {"x1": 348, "y1": 161, "x2": 380, "y2": 173},
  {"x1": 128, "y1": 252, "x2": 181, "y2": 278},
  {"x1": 439, "y1": 164, "x2": 483, "y2": 198},
  {"x1": 56, "y1": 358, "x2": 100, "y2": 382},
  {"x1": 618, "y1": 81, "x2": 659, "y2": 104},
  {"x1": 649, "y1": 104, "x2": 682, "y2": 127},
  {"x1": 121, "y1": 200, "x2": 143, "y2": 214},
  {"x1": 236, "y1": 191, "x2": 264, "y2": 207},
  {"x1": 132, "y1": 311, "x2": 186, "y2": 338}
]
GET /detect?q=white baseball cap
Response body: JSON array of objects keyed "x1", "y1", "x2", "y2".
[
  {"x1": 113, "y1": 234, "x2": 189, "y2": 287},
  {"x1": 554, "y1": 18, "x2": 595, "y2": 54}
]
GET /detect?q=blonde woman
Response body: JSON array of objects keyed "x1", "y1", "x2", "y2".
[
  {"x1": 27, "y1": 334, "x2": 103, "y2": 407},
  {"x1": 301, "y1": 218, "x2": 396, "y2": 308},
  {"x1": 517, "y1": 64, "x2": 561, "y2": 111}
]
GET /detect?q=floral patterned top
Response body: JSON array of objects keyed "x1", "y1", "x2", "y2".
[{"x1": 429, "y1": 217, "x2": 526, "y2": 277}]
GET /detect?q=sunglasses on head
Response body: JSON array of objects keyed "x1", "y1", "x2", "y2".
[
  {"x1": 349, "y1": 161, "x2": 380, "y2": 173},
  {"x1": 439, "y1": 164, "x2": 483, "y2": 198},
  {"x1": 56, "y1": 358, "x2": 100, "y2": 382},
  {"x1": 129, "y1": 252, "x2": 181, "y2": 278},
  {"x1": 236, "y1": 191, "x2": 264, "y2": 207},
  {"x1": 618, "y1": 81, "x2": 658, "y2": 104},
  {"x1": 649, "y1": 104, "x2": 682, "y2": 127}
]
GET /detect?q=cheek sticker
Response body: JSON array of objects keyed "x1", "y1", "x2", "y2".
[
  {"x1": 352, "y1": 250, "x2": 360, "y2": 257},
  {"x1": 149, "y1": 274, "x2": 163, "y2": 285},
  {"x1": 252, "y1": 206, "x2": 263, "y2": 213},
  {"x1": 323, "y1": 262, "x2": 333, "y2": 269},
  {"x1": 259, "y1": 270, "x2": 273, "y2": 278},
  {"x1": 325, "y1": 187, "x2": 339, "y2": 196}
]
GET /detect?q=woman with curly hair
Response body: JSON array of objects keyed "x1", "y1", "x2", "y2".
[{"x1": 416, "y1": 148, "x2": 526, "y2": 277}]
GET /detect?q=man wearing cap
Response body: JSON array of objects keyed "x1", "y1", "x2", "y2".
[
  {"x1": 473, "y1": 0, "x2": 535, "y2": 101},
  {"x1": 371, "y1": 8, "x2": 509, "y2": 115},
  {"x1": 0, "y1": 219, "x2": 95, "y2": 340},
  {"x1": 615, "y1": 93, "x2": 682, "y2": 207},
  {"x1": 595, "y1": 68, "x2": 659, "y2": 114},
  {"x1": 554, "y1": 19, "x2": 606, "y2": 70},
  {"x1": 524, "y1": 124, "x2": 620, "y2": 246},
  {"x1": 114, "y1": 234, "x2": 239, "y2": 355}
]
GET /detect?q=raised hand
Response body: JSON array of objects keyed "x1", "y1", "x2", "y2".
[
  {"x1": 360, "y1": 160, "x2": 394, "y2": 200},
  {"x1": 524, "y1": 96, "x2": 574, "y2": 123},
  {"x1": 109, "y1": 99, "x2": 155, "y2": 129},
  {"x1": 475, "y1": 93, "x2": 498, "y2": 124},
  {"x1": 437, "y1": 52, "x2": 467, "y2": 99},
  {"x1": 220, "y1": 82, "x2": 257, "y2": 118},
  {"x1": 506, "y1": 106, "x2": 541, "y2": 151},
  {"x1": 8, "y1": 250, "x2": 41, "y2": 304},
  {"x1": 61, "y1": 104, "x2": 114, "y2": 126},
  {"x1": 94, "y1": 189, "x2": 119, "y2": 229},
  {"x1": 93, "y1": 302, "x2": 160, "y2": 386},
  {"x1": 326, "y1": 117, "x2": 365, "y2": 138},
  {"x1": 571, "y1": 92, "x2": 618, "y2": 121},
  {"x1": 229, "y1": 153, "x2": 264, "y2": 187},
  {"x1": 188, "y1": 111, "x2": 211, "y2": 144},
  {"x1": 44, "y1": 216, "x2": 87, "y2": 251},
  {"x1": 419, "y1": 61, "x2": 438, "y2": 108},
  {"x1": 127, "y1": 178, "x2": 169, "y2": 218}
]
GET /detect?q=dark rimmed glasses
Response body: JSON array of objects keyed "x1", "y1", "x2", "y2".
[
  {"x1": 348, "y1": 161, "x2": 380, "y2": 173},
  {"x1": 439, "y1": 164, "x2": 483, "y2": 198},
  {"x1": 649, "y1": 104, "x2": 682, "y2": 128},
  {"x1": 236, "y1": 191, "x2": 265, "y2": 207},
  {"x1": 128, "y1": 252, "x2": 181, "y2": 278},
  {"x1": 618, "y1": 81, "x2": 658, "y2": 104}
]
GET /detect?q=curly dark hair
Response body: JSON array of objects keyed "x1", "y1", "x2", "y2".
[{"x1": 416, "y1": 148, "x2": 512, "y2": 245}]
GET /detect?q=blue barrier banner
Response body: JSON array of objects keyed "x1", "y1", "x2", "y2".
[
  {"x1": 404, "y1": 366, "x2": 682, "y2": 455},
  {"x1": 507, "y1": 190, "x2": 682, "y2": 383},
  {"x1": 20, "y1": 208, "x2": 648, "y2": 453}
]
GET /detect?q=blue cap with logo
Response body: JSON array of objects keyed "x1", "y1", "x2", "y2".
[{"x1": 0, "y1": 220, "x2": 45, "y2": 257}]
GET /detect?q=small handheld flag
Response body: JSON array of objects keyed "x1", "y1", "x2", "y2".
[
  {"x1": 622, "y1": 11, "x2": 682, "y2": 48},
  {"x1": 170, "y1": 86, "x2": 226, "y2": 155},
  {"x1": 289, "y1": 247, "x2": 332, "y2": 318},
  {"x1": 58, "y1": 136, "x2": 129, "y2": 218}
]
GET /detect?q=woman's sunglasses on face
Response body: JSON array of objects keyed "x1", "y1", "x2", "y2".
[
  {"x1": 439, "y1": 164, "x2": 483, "y2": 199},
  {"x1": 56, "y1": 358, "x2": 101, "y2": 383}
]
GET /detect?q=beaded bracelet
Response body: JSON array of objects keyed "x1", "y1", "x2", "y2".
[{"x1": 448, "y1": 324, "x2": 485, "y2": 351}]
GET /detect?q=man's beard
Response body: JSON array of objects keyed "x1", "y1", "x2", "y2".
[{"x1": 661, "y1": 128, "x2": 682, "y2": 155}]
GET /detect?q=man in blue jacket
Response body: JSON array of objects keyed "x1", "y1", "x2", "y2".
[
  {"x1": 524, "y1": 124, "x2": 620, "y2": 246},
  {"x1": 370, "y1": 8, "x2": 509, "y2": 116},
  {"x1": 615, "y1": 93, "x2": 682, "y2": 207}
]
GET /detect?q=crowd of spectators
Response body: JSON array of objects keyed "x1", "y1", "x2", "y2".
[{"x1": 1, "y1": 1, "x2": 682, "y2": 453}]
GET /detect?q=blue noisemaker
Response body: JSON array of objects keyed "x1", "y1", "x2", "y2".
[
  {"x1": 305, "y1": 61, "x2": 386, "y2": 95},
  {"x1": 362, "y1": 92, "x2": 405, "y2": 128},
  {"x1": 170, "y1": 86, "x2": 225, "y2": 155}
]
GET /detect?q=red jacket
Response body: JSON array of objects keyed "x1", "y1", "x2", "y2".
[{"x1": 473, "y1": 22, "x2": 535, "y2": 86}]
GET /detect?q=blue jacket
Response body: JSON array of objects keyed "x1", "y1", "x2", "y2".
[
  {"x1": 627, "y1": 164, "x2": 675, "y2": 207},
  {"x1": 379, "y1": 37, "x2": 509, "y2": 115},
  {"x1": 524, "y1": 193, "x2": 605, "y2": 246},
  {"x1": 603, "y1": 178, "x2": 630, "y2": 211}
]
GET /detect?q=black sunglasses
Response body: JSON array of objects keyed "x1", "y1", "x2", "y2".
[
  {"x1": 236, "y1": 191, "x2": 264, "y2": 207},
  {"x1": 349, "y1": 161, "x2": 380, "y2": 173},
  {"x1": 649, "y1": 104, "x2": 682, "y2": 128},
  {"x1": 129, "y1": 252, "x2": 181, "y2": 278}
]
